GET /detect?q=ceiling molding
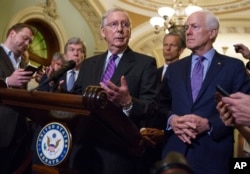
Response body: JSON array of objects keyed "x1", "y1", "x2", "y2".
[
  {"x1": 69, "y1": 0, "x2": 250, "y2": 66},
  {"x1": 69, "y1": 0, "x2": 107, "y2": 53},
  {"x1": 120, "y1": 0, "x2": 250, "y2": 15}
]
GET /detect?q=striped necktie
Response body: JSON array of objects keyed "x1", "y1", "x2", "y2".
[
  {"x1": 102, "y1": 54, "x2": 118, "y2": 85},
  {"x1": 191, "y1": 56, "x2": 205, "y2": 101}
]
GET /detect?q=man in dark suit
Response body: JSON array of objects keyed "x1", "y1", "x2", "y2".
[
  {"x1": 72, "y1": 7, "x2": 159, "y2": 174},
  {"x1": 0, "y1": 23, "x2": 35, "y2": 173},
  {"x1": 159, "y1": 10, "x2": 250, "y2": 174},
  {"x1": 38, "y1": 37, "x2": 86, "y2": 92},
  {"x1": 157, "y1": 32, "x2": 186, "y2": 83}
]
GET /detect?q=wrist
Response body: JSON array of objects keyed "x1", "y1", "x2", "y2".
[{"x1": 121, "y1": 96, "x2": 132, "y2": 107}]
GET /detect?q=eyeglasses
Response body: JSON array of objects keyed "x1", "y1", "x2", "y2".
[{"x1": 105, "y1": 21, "x2": 130, "y2": 30}]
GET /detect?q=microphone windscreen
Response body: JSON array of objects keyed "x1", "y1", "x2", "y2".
[{"x1": 65, "y1": 60, "x2": 76, "y2": 69}]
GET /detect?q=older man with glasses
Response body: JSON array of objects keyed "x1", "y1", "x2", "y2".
[{"x1": 72, "y1": 7, "x2": 159, "y2": 174}]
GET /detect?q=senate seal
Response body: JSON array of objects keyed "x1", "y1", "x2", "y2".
[{"x1": 36, "y1": 122, "x2": 72, "y2": 166}]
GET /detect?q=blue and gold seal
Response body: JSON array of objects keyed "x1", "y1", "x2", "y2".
[{"x1": 36, "y1": 122, "x2": 72, "y2": 166}]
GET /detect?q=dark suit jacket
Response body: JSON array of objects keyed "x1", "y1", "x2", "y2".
[
  {"x1": 160, "y1": 51, "x2": 250, "y2": 174},
  {"x1": 74, "y1": 47, "x2": 159, "y2": 126},
  {"x1": 0, "y1": 46, "x2": 28, "y2": 147},
  {"x1": 156, "y1": 66, "x2": 163, "y2": 83},
  {"x1": 0, "y1": 47, "x2": 16, "y2": 82},
  {"x1": 72, "y1": 47, "x2": 159, "y2": 174}
]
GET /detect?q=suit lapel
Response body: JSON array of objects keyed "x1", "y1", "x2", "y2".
[
  {"x1": 93, "y1": 53, "x2": 107, "y2": 84},
  {"x1": 0, "y1": 47, "x2": 15, "y2": 75},
  {"x1": 60, "y1": 73, "x2": 68, "y2": 91},
  {"x1": 110, "y1": 48, "x2": 135, "y2": 85},
  {"x1": 181, "y1": 56, "x2": 194, "y2": 103}
]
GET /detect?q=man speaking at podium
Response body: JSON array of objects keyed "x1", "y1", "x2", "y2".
[{"x1": 72, "y1": 7, "x2": 159, "y2": 174}]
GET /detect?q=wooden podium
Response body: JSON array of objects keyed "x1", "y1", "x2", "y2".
[{"x1": 0, "y1": 85, "x2": 142, "y2": 174}]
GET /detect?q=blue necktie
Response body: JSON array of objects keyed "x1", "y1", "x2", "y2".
[
  {"x1": 102, "y1": 54, "x2": 118, "y2": 85},
  {"x1": 191, "y1": 56, "x2": 205, "y2": 101},
  {"x1": 67, "y1": 70, "x2": 75, "y2": 91}
]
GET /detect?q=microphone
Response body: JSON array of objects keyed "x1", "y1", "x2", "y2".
[{"x1": 40, "y1": 60, "x2": 76, "y2": 86}]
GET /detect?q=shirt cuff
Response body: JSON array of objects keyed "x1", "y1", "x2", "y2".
[
  {"x1": 207, "y1": 121, "x2": 213, "y2": 136},
  {"x1": 5, "y1": 77, "x2": 9, "y2": 88},
  {"x1": 122, "y1": 101, "x2": 133, "y2": 117},
  {"x1": 165, "y1": 114, "x2": 176, "y2": 131}
]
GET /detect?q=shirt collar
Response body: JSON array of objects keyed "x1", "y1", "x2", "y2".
[
  {"x1": 192, "y1": 48, "x2": 215, "y2": 62},
  {"x1": 0, "y1": 44, "x2": 11, "y2": 55}
]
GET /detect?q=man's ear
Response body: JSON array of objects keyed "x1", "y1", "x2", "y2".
[
  {"x1": 209, "y1": 29, "x2": 218, "y2": 39},
  {"x1": 101, "y1": 27, "x2": 106, "y2": 39}
]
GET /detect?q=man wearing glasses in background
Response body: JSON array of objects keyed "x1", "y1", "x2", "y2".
[{"x1": 37, "y1": 37, "x2": 86, "y2": 92}]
